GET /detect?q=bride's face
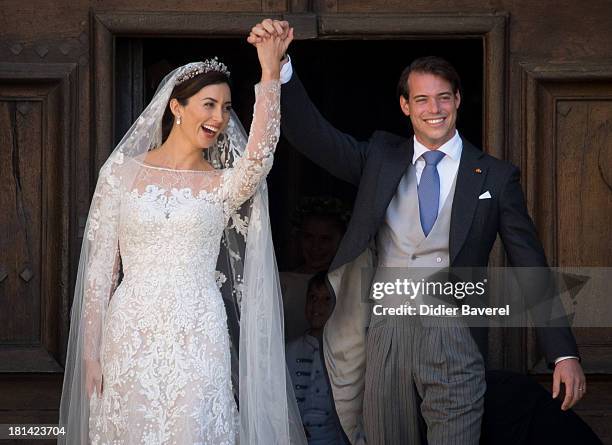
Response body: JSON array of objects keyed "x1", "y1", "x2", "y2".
[{"x1": 176, "y1": 83, "x2": 232, "y2": 148}]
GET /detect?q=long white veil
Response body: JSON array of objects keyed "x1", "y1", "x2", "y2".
[{"x1": 59, "y1": 61, "x2": 306, "y2": 444}]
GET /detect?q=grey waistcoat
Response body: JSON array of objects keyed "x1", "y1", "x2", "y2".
[{"x1": 376, "y1": 164, "x2": 458, "y2": 268}]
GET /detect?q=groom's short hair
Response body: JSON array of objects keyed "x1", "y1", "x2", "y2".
[{"x1": 397, "y1": 56, "x2": 462, "y2": 100}]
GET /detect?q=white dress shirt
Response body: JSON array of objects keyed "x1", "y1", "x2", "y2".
[{"x1": 280, "y1": 55, "x2": 294, "y2": 84}]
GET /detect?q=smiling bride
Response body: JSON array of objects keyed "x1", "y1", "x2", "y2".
[{"x1": 59, "y1": 27, "x2": 305, "y2": 445}]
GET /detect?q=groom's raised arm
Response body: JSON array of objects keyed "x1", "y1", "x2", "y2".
[{"x1": 280, "y1": 60, "x2": 369, "y2": 186}]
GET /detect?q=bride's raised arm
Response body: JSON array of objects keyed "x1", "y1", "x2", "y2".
[
  {"x1": 222, "y1": 28, "x2": 293, "y2": 216},
  {"x1": 222, "y1": 79, "x2": 279, "y2": 215}
]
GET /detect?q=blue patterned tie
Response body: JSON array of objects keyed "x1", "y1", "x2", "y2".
[{"x1": 418, "y1": 150, "x2": 446, "y2": 236}]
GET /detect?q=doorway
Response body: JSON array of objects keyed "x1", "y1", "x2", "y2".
[{"x1": 116, "y1": 36, "x2": 484, "y2": 269}]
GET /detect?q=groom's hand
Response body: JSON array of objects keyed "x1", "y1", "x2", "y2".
[{"x1": 552, "y1": 359, "x2": 586, "y2": 410}]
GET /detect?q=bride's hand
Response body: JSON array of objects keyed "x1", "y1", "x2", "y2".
[
  {"x1": 255, "y1": 34, "x2": 284, "y2": 81},
  {"x1": 85, "y1": 359, "x2": 103, "y2": 398}
]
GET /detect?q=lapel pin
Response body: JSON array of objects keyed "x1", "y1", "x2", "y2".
[{"x1": 474, "y1": 168, "x2": 482, "y2": 174}]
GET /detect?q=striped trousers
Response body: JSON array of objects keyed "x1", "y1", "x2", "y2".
[{"x1": 363, "y1": 314, "x2": 486, "y2": 445}]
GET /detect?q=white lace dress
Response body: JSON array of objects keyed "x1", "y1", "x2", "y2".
[{"x1": 82, "y1": 80, "x2": 280, "y2": 444}]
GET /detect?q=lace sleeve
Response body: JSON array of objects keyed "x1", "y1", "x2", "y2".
[
  {"x1": 223, "y1": 80, "x2": 280, "y2": 217},
  {"x1": 82, "y1": 156, "x2": 123, "y2": 361}
]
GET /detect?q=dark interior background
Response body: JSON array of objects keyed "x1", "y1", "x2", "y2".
[{"x1": 131, "y1": 37, "x2": 483, "y2": 269}]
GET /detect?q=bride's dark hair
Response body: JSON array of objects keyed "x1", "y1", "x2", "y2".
[{"x1": 161, "y1": 70, "x2": 230, "y2": 142}]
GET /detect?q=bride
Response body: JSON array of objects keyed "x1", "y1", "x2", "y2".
[{"x1": 59, "y1": 27, "x2": 304, "y2": 444}]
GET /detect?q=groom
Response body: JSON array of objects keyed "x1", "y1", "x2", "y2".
[{"x1": 249, "y1": 20, "x2": 586, "y2": 445}]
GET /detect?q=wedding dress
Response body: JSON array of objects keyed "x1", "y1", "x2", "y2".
[
  {"x1": 85, "y1": 80, "x2": 278, "y2": 444},
  {"x1": 60, "y1": 63, "x2": 305, "y2": 444}
]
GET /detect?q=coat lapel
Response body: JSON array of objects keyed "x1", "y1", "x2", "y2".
[{"x1": 449, "y1": 140, "x2": 487, "y2": 263}]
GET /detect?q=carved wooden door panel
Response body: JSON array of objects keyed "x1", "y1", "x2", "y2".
[
  {"x1": 521, "y1": 63, "x2": 612, "y2": 442},
  {"x1": 0, "y1": 63, "x2": 75, "y2": 430}
]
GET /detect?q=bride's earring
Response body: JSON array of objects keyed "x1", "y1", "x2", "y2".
[{"x1": 176, "y1": 116, "x2": 182, "y2": 125}]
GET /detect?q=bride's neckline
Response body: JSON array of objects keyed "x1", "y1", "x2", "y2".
[{"x1": 134, "y1": 158, "x2": 217, "y2": 174}]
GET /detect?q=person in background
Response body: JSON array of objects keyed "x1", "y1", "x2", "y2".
[
  {"x1": 281, "y1": 196, "x2": 349, "y2": 340},
  {"x1": 286, "y1": 272, "x2": 350, "y2": 445}
]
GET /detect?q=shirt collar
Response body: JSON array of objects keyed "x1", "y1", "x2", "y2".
[{"x1": 412, "y1": 130, "x2": 462, "y2": 165}]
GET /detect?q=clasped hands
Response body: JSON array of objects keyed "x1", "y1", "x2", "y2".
[{"x1": 248, "y1": 19, "x2": 294, "y2": 81}]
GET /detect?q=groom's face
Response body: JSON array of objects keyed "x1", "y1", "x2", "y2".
[{"x1": 400, "y1": 72, "x2": 461, "y2": 149}]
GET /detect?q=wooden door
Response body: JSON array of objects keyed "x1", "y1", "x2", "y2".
[
  {"x1": 521, "y1": 62, "x2": 612, "y2": 442},
  {"x1": 0, "y1": 63, "x2": 75, "y2": 438}
]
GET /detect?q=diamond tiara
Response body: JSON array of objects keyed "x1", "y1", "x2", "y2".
[{"x1": 175, "y1": 58, "x2": 231, "y2": 84}]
